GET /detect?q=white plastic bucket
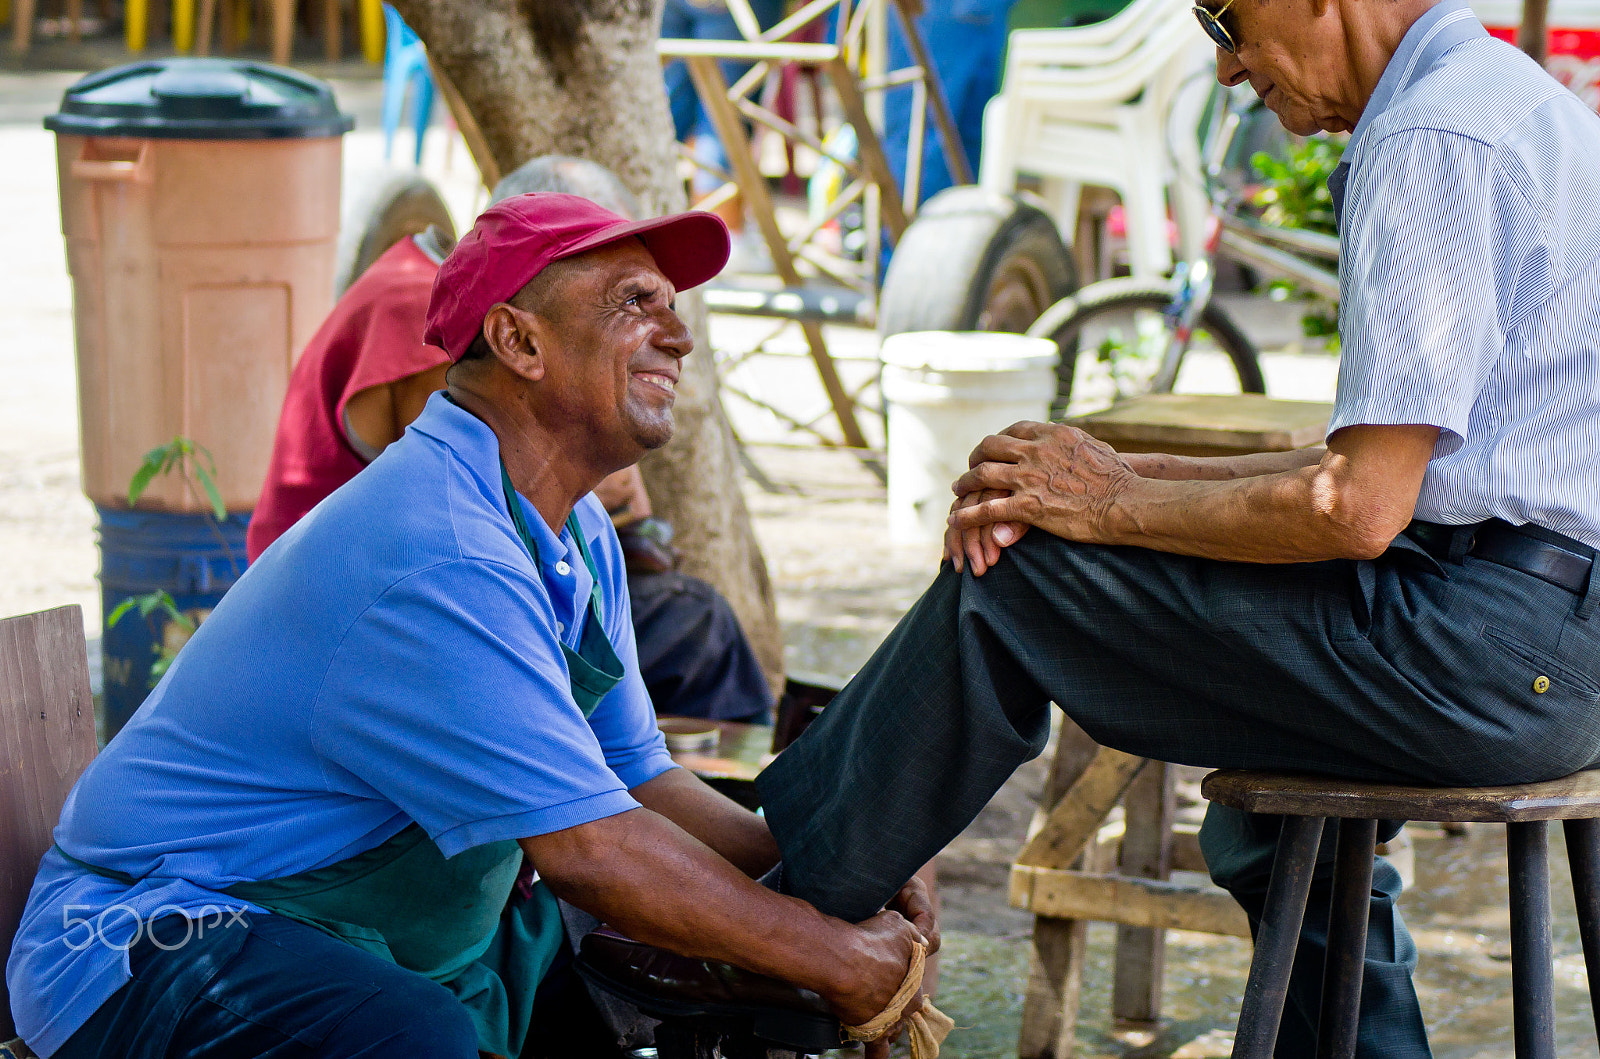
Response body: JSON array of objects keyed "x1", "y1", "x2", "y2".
[{"x1": 880, "y1": 331, "x2": 1060, "y2": 545}]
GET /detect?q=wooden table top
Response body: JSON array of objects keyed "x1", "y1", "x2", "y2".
[{"x1": 1070, "y1": 393, "x2": 1333, "y2": 457}]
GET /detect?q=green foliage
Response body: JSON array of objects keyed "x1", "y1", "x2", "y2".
[
  {"x1": 116, "y1": 434, "x2": 231, "y2": 688},
  {"x1": 129, "y1": 437, "x2": 226, "y2": 520},
  {"x1": 1250, "y1": 136, "x2": 1342, "y2": 237},
  {"x1": 1251, "y1": 137, "x2": 1343, "y2": 348},
  {"x1": 108, "y1": 590, "x2": 196, "y2": 681}
]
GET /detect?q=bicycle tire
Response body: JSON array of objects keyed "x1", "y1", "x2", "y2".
[{"x1": 1026, "y1": 278, "x2": 1265, "y2": 418}]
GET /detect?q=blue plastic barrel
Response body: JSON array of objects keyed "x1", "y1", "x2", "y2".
[{"x1": 97, "y1": 506, "x2": 250, "y2": 739}]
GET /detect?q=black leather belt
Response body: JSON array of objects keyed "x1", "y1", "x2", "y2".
[{"x1": 1405, "y1": 519, "x2": 1596, "y2": 595}]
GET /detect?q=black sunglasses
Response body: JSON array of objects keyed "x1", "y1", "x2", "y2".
[{"x1": 1193, "y1": 0, "x2": 1239, "y2": 52}]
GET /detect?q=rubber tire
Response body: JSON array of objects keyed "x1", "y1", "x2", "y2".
[
  {"x1": 333, "y1": 170, "x2": 457, "y2": 297},
  {"x1": 1025, "y1": 277, "x2": 1265, "y2": 418},
  {"x1": 877, "y1": 186, "x2": 1078, "y2": 338}
]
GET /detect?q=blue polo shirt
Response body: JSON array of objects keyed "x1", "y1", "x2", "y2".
[{"x1": 6, "y1": 393, "x2": 678, "y2": 1055}]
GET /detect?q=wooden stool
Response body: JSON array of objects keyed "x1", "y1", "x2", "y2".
[{"x1": 1204, "y1": 769, "x2": 1600, "y2": 1059}]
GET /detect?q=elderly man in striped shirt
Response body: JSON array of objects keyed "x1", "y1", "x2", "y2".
[{"x1": 741, "y1": 0, "x2": 1600, "y2": 1053}]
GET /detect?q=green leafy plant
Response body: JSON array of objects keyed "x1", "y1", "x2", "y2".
[
  {"x1": 1252, "y1": 136, "x2": 1343, "y2": 349},
  {"x1": 111, "y1": 436, "x2": 237, "y2": 686},
  {"x1": 128, "y1": 435, "x2": 227, "y2": 521},
  {"x1": 106, "y1": 591, "x2": 194, "y2": 682},
  {"x1": 1250, "y1": 136, "x2": 1341, "y2": 237}
]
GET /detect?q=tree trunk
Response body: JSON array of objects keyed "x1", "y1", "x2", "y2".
[{"x1": 390, "y1": 0, "x2": 786, "y2": 691}]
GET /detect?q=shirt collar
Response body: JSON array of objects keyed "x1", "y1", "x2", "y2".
[
  {"x1": 408, "y1": 390, "x2": 572, "y2": 566},
  {"x1": 1344, "y1": 0, "x2": 1488, "y2": 163}
]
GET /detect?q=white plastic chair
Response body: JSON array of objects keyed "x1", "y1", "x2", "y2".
[{"x1": 980, "y1": 0, "x2": 1215, "y2": 279}]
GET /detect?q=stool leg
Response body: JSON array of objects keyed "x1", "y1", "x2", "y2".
[
  {"x1": 1234, "y1": 814, "x2": 1324, "y2": 1059},
  {"x1": 1317, "y1": 818, "x2": 1378, "y2": 1059},
  {"x1": 1561, "y1": 818, "x2": 1600, "y2": 1044},
  {"x1": 1508, "y1": 820, "x2": 1556, "y2": 1059}
]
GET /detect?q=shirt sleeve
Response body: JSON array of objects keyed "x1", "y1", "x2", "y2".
[
  {"x1": 310, "y1": 556, "x2": 644, "y2": 857},
  {"x1": 1329, "y1": 128, "x2": 1511, "y2": 449},
  {"x1": 572, "y1": 495, "x2": 679, "y2": 789}
]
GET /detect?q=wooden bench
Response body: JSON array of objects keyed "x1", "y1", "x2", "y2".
[
  {"x1": 2, "y1": 606, "x2": 98, "y2": 1053},
  {"x1": 1010, "y1": 394, "x2": 1335, "y2": 1057}
]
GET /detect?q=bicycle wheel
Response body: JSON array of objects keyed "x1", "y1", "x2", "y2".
[{"x1": 1026, "y1": 277, "x2": 1265, "y2": 419}]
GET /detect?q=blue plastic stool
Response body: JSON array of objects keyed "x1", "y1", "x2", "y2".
[{"x1": 381, "y1": 4, "x2": 434, "y2": 165}]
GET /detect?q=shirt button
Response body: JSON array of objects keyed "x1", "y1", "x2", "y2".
[
  {"x1": 1533, "y1": 675, "x2": 1551, "y2": 694},
  {"x1": 556, "y1": 621, "x2": 566, "y2": 635},
  {"x1": 555, "y1": 561, "x2": 571, "y2": 576}
]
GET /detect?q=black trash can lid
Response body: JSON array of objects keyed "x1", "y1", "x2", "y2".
[{"x1": 45, "y1": 58, "x2": 354, "y2": 140}]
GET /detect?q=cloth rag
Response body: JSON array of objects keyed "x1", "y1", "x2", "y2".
[{"x1": 842, "y1": 942, "x2": 956, "y2": 1059}]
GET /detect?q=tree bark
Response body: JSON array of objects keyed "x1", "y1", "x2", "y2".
[{"x1": 390, "y1": 0, "x2": 786, "y2": 691}]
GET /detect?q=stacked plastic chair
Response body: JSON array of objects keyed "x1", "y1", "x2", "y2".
[
  {"x1": 979, "y1": 0, "x2": 1215, "y2": 279},
  {"x1": 381, "y1": 3, "x2": 434, "y2": 166}
]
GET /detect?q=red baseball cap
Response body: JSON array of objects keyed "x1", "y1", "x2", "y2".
[{"x1": 424, "y1": 192, "x2": 730, "y2": 361}]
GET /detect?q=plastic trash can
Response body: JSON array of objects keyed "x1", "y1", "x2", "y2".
[
  {"x1": 46, "y1": 58, "x2": 352, "y2": 737},
  {"x1": 47, "y1": 58, "x2": 353, "y2": 513},
  {"x1": 880, "y1": 332, "x2": 1059, "y2": 545}
]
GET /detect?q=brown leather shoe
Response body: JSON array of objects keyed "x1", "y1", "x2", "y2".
[{"x1": 575, "y1": 928, "x2": 841, "y2": 1052}]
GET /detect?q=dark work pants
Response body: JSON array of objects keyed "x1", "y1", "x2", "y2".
[
  {"x1": 757, "y1": 531, "x2": 1600, "y2": 1059},
  {"x1": 54, "y1": 913, "x2": 622, "y2": 1059}
]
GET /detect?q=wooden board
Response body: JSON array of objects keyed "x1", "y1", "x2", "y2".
[
  {"x1": 1, "y1": 607, "x2": 96, "y2": 1040},
  {"x1": 1016, "y1": 721, "x2": 1108, "y2": 1059},
  {"x1": 1203, "y1": 768, "x2": 1600, "y2": 822},
  {"x1": 1015, "y1": 746, "x2": 1145, "y2": 868},
  {"x1": 1011, "y1": 865, "x2": 1252, "y2": 938},
  {"x1": 1070, "y1": 394, "x2": 1333, "y2": 458}
]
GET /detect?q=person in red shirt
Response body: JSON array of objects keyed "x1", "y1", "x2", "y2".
[{"x1": 250, "y1": 156, "x2": 772, "y2": 723}]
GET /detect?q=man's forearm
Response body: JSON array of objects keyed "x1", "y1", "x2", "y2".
[
  {"x1": 1123, "y1": 446, "x2": 1324, "y2": 481},
  {"x1": 522, "y1": 808, "x2": 911, "y2": 1024},
  {"x1": 1103, "y1": 429, "x2": 1433, "y2": 562},
  {"x1": 631, "y1": 767, "x2": 779, "y2": 877}
]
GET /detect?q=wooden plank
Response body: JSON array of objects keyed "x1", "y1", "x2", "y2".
[
  {"x1": 1012, "y1": 866, "x2": 1252, "y2": 938},
  {"x1": 1, "y1": 606, "x2": 96, "y2": 1040},
  {"x1": 824, "y1": 54, "x2": 909, "y2": 239},
  {"x1": 1172, "y1": 823, "x2": 1208, "y2": 875},
  {"x1": 1016, "y1": 746, "x2": 1145, "y2": 869},
  {"x1": 1018, "y1": 916, "x2": 1090, "y2": 1059},
  {"x1": 685, "y1": 54, "x2": 869, "y2": 450},
  {"x1": 1202, "y1": 768, "x2": 1600, "y2": 823},
  {"x1": 1520, "y1": 0, "x2": 1549, "y2": 64},
  {"x1": 428, "y1": 58, "x2": 500, "y2": 190},
  {"x1": 1112, "y1": 762, "x2": 1175, "y2": 1023},
  {"x1": 1017, "y1": 721, "x2": 1105, "y2": 1059},
  {"x1": 657, "y1": 38, "x2": 840, "y2": 62},
  {"x1": 1070, "y1": 394, "x2": 1333, "y2": 457}
]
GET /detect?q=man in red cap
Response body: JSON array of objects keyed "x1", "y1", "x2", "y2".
[
  {"x1": 12, "y1": 193, "x2": 932, "y2": 1059},
  {"x1": 248, "y1": 157, "x2": 774, "y2": 724}
]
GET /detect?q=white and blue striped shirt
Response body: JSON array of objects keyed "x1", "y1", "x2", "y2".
[{"x1": 1327, "y1": 0, "x2": 1600, "y2": 549}]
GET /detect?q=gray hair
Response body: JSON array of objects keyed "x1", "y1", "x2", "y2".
[{"x1": 489, "y1": 156, "x2": 642, "y2": 221}]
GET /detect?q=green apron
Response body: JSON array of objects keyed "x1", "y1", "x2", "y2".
[{"x1": 62, "y1": 463, "x2": 626, "y2": 1058}]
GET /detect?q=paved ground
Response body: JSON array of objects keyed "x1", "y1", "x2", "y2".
[{"x1": 2, "y1": 51, "x2": 1594, "y2": 1059}]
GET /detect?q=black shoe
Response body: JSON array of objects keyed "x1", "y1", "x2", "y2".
[{"x1": 574, "y1": 928, "x2": 842, "y2": 1053}]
